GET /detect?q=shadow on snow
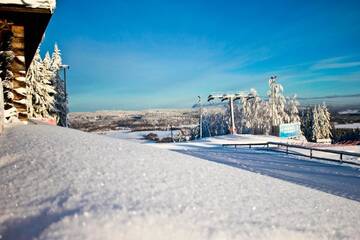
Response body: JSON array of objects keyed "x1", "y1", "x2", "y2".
[{"x1": 173, "y1": 145, "x2": 360, "y2": 202}]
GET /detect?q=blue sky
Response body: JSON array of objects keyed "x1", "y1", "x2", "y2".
[{"x1": 41, "y1": 0, "x2": 360, "y2": 111}]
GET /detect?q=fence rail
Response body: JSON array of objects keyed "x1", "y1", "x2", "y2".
[{"x1": 222, "y1": 142, "x2": 360, "y2": 166}]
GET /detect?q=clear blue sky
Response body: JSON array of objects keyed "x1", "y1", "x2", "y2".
[{"x1": 41, "y1": 0, "x2": 360, "y2": 112}]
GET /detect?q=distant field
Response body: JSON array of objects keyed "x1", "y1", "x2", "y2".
[
  {"x1": 69, "y1": 107, "x2": 360, "y2": 144},
  {"x1": 69, "y1": 109, "x2": 200, "y2": 132}
]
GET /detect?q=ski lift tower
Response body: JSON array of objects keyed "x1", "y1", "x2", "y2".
[{"x1": 208, "y1": 92, "x2": 254, "y2": 134}]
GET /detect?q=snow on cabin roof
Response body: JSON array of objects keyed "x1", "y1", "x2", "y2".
[{"x1": 0, "y1": 0, "x2": 56, "y2": 12}]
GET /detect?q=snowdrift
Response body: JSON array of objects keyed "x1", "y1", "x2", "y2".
[{"x1": 0, "y1": 125, "x2": 359, "y2": 240}]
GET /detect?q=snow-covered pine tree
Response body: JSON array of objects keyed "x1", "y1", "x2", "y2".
[
  {"x1": 311, "y1": 105, "x2": 322, "y2": 141},
  {"x1": 27, "y1": 48, "x2": 56, "y2": 118},
  {"x1": 201, "y1": 107, "x2": 229, "y2": 137},
  {"x1": 201, "y1": 108, "x2": 212, "y2": 138},
  {"x1": 301, "y1": 107, "x2": 313, "y2": 141},
  {"x1": 232, "y1": 100, "x2": 242, "y2": 133},
  {"x1": 287, "y1": 94, "x2": 300, "y2": 123},
  {"x1": 239, "y1": 89, "x2": 263, "y2": 134},
  {"x1": 258, "y1": 100, "x2": 272, "y2": 135},
  {"x1": 234, "y1": 89, "x2": 271, "y2": 135},
  {"x1": 213, "y1": 111, "x2": 228, "y2": 136},
  {"x1": 0, "y1": 23, "x2": 17, "y2": 122},
  {"x1": 240, "y1": 95, "x2": 253, "y2": 133},
  {"x1": 51, "y1": 43, "x2": 68, "y2": 127},
  {"x1": 319, "y1": 103, "x2": 332, "y2": 139},
  {"x1": 267, "y1": 76, "x2": 289, "y2": 127},
  {"x1": 248, "y1": 89, "x2": 264, "y2": 134},
  {"x1": 42, "y1": 51, "x2": 55, "y2": 116}
]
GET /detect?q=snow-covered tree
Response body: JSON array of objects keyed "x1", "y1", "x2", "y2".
[
  {"x1": 301, "y1": 104, "x2": 332, "y2": 142},
  {"x1": 232, "y1": 100, "x2": 242, "y2": 133},
  {"x1": 301, "y1": 107, "x2": 313, "y2": 141},
  {"x1": 249, "y1": 89, "x2": 265, "y2": 133},
  {"x1": 239, "y1": 89, "x2": 264, "y2": 134},
  {"x1": 27, "y1": 48, "x2": 56, "y2": 118},
  {"x1": 201, "y1": 108, "x2": 229, "y2": 137},
  {"x1": 311, "y1": 105, "x2": 322, "y2": 141},
  {"x1": 240, "y1": 92, "x2": 253, "y2": 133},
  {"x1": 267, "y1": 76, "x2": 289, "y2": 127},
  {"x1": 201, "y1": 77, "x2": 303, "y2": 137},
  {"x1": 201, "y1": 108, "x2": 212, "y2": 137},
  {"x1": 318, "y1": 103, "x2": 332, "y2": 139},
  {"x1": 0, "y1": 24, "x2": 17, "y2": 122},
  {"x1": 258, "y1": 100, "x2": 272, "y2": 135},
  {"x1": 286, "y1": 94, "x2": 300, "y2": 123},
  {"x1": 51, "y1": 43, "x2": 68, "y2": 127}
]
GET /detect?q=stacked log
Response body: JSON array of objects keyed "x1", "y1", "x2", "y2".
[
  {"x1": 0, "y1": 20, "x2": 27, "y2": 123},
  {"x1": 10, "y1": 24, "x2": 27, "y2": 121}
]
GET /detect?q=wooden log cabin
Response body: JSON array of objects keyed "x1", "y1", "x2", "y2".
[{"x1": 0, "y1": 0, "x2": 55, "y2": 131}]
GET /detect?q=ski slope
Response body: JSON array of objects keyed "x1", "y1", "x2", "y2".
[{"x1": 1, "y1": 125, "x2": 360, "y2": 240}]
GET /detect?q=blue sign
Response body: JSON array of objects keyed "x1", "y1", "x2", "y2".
[{"x1": 279, "y1": 122, "x2": 301, "y2": 138}]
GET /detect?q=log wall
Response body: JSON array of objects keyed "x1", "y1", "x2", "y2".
[
  {"x1": 0, "y1": 19, "x2": 27, "y2": 122},
  {"x1": 10, "y1": 24, "x2": 27, "y2": 121}
]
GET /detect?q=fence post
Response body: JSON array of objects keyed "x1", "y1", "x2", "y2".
[
  {"x1": 340, "y1": 153, "x2": 343, "y2": 163},
  {"x1": 310, "y1": 149, "x2": 313, "y2": 159}
]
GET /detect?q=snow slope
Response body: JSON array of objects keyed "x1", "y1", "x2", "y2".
[{"x1": 1, "y1": 125, "x2": 360, "y2": 240}]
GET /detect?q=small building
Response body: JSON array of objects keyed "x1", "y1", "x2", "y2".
[{"x1": 0, "y1": 0, "x2": 55, "y2": 131}]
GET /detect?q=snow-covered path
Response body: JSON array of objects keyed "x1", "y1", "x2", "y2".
[
  {"x1": 173, "y1": 145, "x2": 360, "y2": 201},
  {"x1": 1, "y1": 125, "x2": 360, "y2": 239}
]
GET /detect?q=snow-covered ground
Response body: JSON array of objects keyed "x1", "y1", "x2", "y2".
[
  {"x1": 104, "y1": 131, "x2": 360, "y2": 197},
  {"x1": 338, "y1": 109, "x2": 360, "y2": 115},
  {"x1": 102, "y1": 129, "x2": 181, "y2": 142},
  {"x1": 335, "y1": 123, "x2": 360, "y2": 129},
  {"x1": 1, "y1": 125, "x2": 360, "y2": 240},
  {"x1": 104, "y1": 130, "x2": 360, "y2": 161}
]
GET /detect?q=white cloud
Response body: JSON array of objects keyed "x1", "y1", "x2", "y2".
[{"x1": 311, "y1": 56, "x2": 360, "y2": 70}]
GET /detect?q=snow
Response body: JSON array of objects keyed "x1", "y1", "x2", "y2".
[
  {"x1": 1, "y1": 125, "x2": 360, "y2": 239},
  {"x1": 338, "y1": 109, "x2": 360, "y2": 115},
  {"x1": 148, "y1": 135, "x2": 360, "y2": 199},
  {"x1": 103, "y1": 129, "x2": 181, "y2": 142},
  {"x1": 0, "y1": 0, "x2": 56, "y2": 11},
  {"x1": 335, "y1": 123, "x2": 360, "y2": 129}
]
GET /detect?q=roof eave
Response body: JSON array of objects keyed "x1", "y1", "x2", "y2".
[{"x1": 0, "y1": 4, "x2": 53, "y2": 14}]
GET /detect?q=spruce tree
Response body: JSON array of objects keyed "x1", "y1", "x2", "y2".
[
  {"x1": 27, "y1": 48, "x2": 56, "y2": 118},
  {"x1": 267, "y1": 76, "x2": 289, "y2": 127},
  {"x1": 301, "y1": 107, "x2": 313, "y2": 141},
  {"x1": 259, "y1": 100, "x2": 272, "y2": 135},
  {"x1": 287, "y1": 94, "x2": 300, "y2": 123},
  {"x1": 51, "y1": 43, "x2": 68, "y2": 127},
  {"x1": 319, "y1": 103, "x2": 332, "y2": 139},
  {"x1": 311, "y1": 105, "x2": 321, "y2": 141}
]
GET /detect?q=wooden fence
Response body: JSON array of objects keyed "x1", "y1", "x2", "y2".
[{"x1": 222, "y1": 142, "x2": 360, "y2": 166}]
